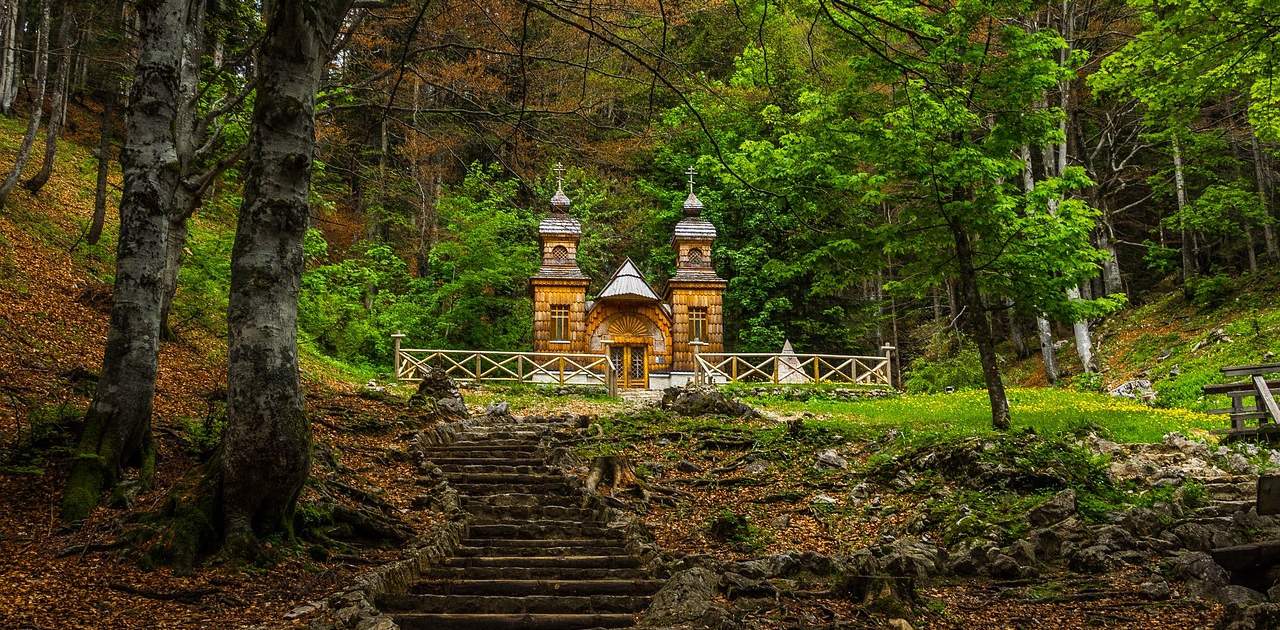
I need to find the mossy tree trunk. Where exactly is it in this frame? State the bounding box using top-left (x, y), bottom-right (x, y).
top-left (61, 0), bottom-right (203, 524)
top-left (216, 0), bottom-right (352, 548)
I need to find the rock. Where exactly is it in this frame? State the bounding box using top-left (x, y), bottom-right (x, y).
top-left (1092, 524), bottom-right (1137, 552)
top-left (1067, 544), bottom-right (1111, 574)
top-left (1026, 527), bottom-right (1064, 561)
top-left (407, 367), bottom-right (467, 419)
top-left (987, 552), bottom-right (1032, 579)
top-left (1218, 585), bottom-right (1267, 614)
top-left (1163, 551), bottom-right (1230, 597)
top-left (1111, 379), bottom-right (1155, 402)
top-left (877, 537), bottom-right (942, 581)
top-left (285, 602), bottom-right (321, 620)
top-left (1172, 522), bottom-right (1234, 552)
top-left (770, 514), bottom-right (791, 530)
top-left (813, 494), bottom-right (839, 508)
top-left (1223, 604), bottom-right (1280, 630)
top-left (887, 620), bottom-right (914, 630)
top-left (720, 572), bottom-right (776, 598)
top-left (1028, 489), bottom-right (1076, 526)
top-left (946, 538), bottom-right (995, 575)
top-left (1268, 581), bottom-right (1280, 602)
top-left (675, 459), bottom-right (702, 473)
top-left (816, 449), bottom-right (849, 470)
top-left (1005, 539), bottom-right (1037, 567)
top-left (637, 567), bottom-right (733, 629)
top-left (836, 550), bottom-right (916, 615)
top-left (483, 401), bottom-right (512, 420)
top-left (437, 397), bottom-right (468, 418)
top-left (1140, 579), bottom-right (1171, 600)
top-left (1225, 453), bottom-right (1256, 475)
top-left (1122, 506), bottom-right (1169, 537)
top-left (660, 385), bottom-right (760, 418)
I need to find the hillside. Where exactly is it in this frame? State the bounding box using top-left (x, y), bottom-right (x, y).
top-left (0, 108), bottom-right (436, 629)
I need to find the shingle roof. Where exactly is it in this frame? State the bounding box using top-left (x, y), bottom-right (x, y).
top-left (673, 216), bottom-right (717, 240)
top-left (532, 267), bottom-right (590, 281)
top-left (539, 213), bottom-right (581, 236)
top-left (669, 269), bottom-right (725, 284)
top-left (597, 258), bottom-right (662, 301)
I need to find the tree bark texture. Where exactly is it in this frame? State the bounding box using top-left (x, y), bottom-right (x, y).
top-left (1022, 144), bottom-right (1059, 382)
top-left (87, 94), bottom-right (114, 245)
top-left (0, 0), bottom-right (49, 208)
top-left (219, 0), bottom-right (352, 544)
top-left (61, 0), bottom-right (197, 523)
top-left (23, 3), bottom-right (72, 194)
top-left (1171, 135), bottom-right (1195, 293)
top-left (951, 221), bottom-right (1011, 430)
top-left (0, 0), bottom-right (19, 113)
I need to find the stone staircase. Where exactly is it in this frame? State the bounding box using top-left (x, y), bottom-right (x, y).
top-left (378, 418), bottom-right (662, 629)
top-left (619, 389), bottom-right (663, 406)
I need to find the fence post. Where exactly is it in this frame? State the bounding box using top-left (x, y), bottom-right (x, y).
top-left (559, 356), bottom-right (566, 385)
top-left (813, 356), bottom-right (821, 383)
top-left (881, 345), bottom-right (896, 388)
top-left (607, 360), bottom-right (617, 396)
top-left (475, 354), bottom-right (482, 384)
top-left (391, 333), bottom-right (406, 381)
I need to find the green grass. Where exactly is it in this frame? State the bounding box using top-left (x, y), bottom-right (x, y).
top-left (746, 387), bottom-right (1220, 444)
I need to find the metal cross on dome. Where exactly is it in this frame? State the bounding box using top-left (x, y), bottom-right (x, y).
top-left (685, 165), bottom-right (697, 193)
top-left (553, 162), bottom-right (566, 192)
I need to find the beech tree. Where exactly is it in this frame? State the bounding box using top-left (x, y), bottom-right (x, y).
top-left (62, 0), bottom-right (206, 523)
top-left (23, 2), bottom-right (74, 195)
top-left (0, 0), bottom-right (49, 209)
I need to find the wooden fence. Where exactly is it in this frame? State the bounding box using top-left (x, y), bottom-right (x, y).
top-left (694, 346), bottom-right (895, 387)
top-left (392, 335), bottom-right (616, 394)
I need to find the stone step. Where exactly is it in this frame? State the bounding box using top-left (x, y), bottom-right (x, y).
top-left (442, 555), bottom-right (642, 569)
top-left (454, 483), bottom-right (576, 496)
top-left (461, 493), bottom-right (580, 507)
top-left (456, 545), bottom-right (624, 558)
top-left (467, 522), bottom-right (617, 539)
top-left (391, 612), bottom-right (637, 630)
top-left (465, 538), bottom-right (621, 548)
top-left (378, 593), bottom-right (650, 614)
top-left (1195, 500), bottom-right (1256, 517)
top-left (448, 439), bottom-right (544, 448)
top-left (467, 505), bottom-right (600, 520)
top-left (427, 457), bottom-right (546, 466)
top-left (442, 472), bottom-right (565, 484)
top-left (437, 464), bottom-right (554, 474)
top-left (422, 567), bottom-right (649, 581)
top-left (409, 579), bottom-right (664, 596)
top-left (418, 445), bottom-right (541, 455)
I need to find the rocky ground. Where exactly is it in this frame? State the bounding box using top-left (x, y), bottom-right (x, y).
top-left (550, 385), bottom-right (1280, 629)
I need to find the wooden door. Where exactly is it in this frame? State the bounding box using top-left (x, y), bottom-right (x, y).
top-left (610, 345), bottom-right (648, 389)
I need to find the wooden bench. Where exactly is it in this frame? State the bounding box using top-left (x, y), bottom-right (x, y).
top-left (1203, 364), bottom-right (1280, 438)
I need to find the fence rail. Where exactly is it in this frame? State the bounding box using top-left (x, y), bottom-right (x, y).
top-left (392, 336), bottom-right (616, 394)
top-left (694, 347), bottom-right (895, 387)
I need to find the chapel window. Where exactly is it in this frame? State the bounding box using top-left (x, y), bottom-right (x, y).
top-left (689, 306), bottom-right (708, 342)
top-left (551, 304), bottom-right (571, 341)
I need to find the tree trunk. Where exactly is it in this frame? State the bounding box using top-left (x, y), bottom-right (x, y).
top-left (0, 0), bottom-right (19, 114)
top-left (61, 0), bottom-right (195, 524)
top-left (23, 3), bottom-right (72, 194)
top-left (158, 210), bottom-right (188, 339)
top-left (218, 0), bottom-right (352, 548)
top-left (1172, 135), bottom-right (1194, 294)
top-left (1098, 217), bottom-right (1123, 296)
top-left (0, 0), bottom-right (49, 208)
top-left (1022, 143), bottom-right (1060, 381)
top-left (1250, 131), bottom-right (1277, 260)
top-left (951, 221), bottom-right (1010, 430)
top-left (1005, 298), bottom-right (1026, 358)
top-left (86, 94), bottom-right (113, 245)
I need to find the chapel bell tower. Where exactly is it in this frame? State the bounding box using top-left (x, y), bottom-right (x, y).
top-left (667, 166), bottom-right (726, 372)
top-left (531, 164), bottom-right (590, 352)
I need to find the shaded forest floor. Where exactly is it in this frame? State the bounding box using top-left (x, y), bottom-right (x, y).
top-left (0, 111), bottom-right (446, 629)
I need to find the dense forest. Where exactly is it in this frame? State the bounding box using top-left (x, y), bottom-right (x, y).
top-left (0, 0), bottom-right (1276, 567)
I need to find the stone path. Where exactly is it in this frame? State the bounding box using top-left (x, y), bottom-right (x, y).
top-left (378, 417), bottom-right (662, 629)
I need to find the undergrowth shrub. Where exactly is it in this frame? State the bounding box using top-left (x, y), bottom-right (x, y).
top-left (904, 326), bottom-right (985, 393)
